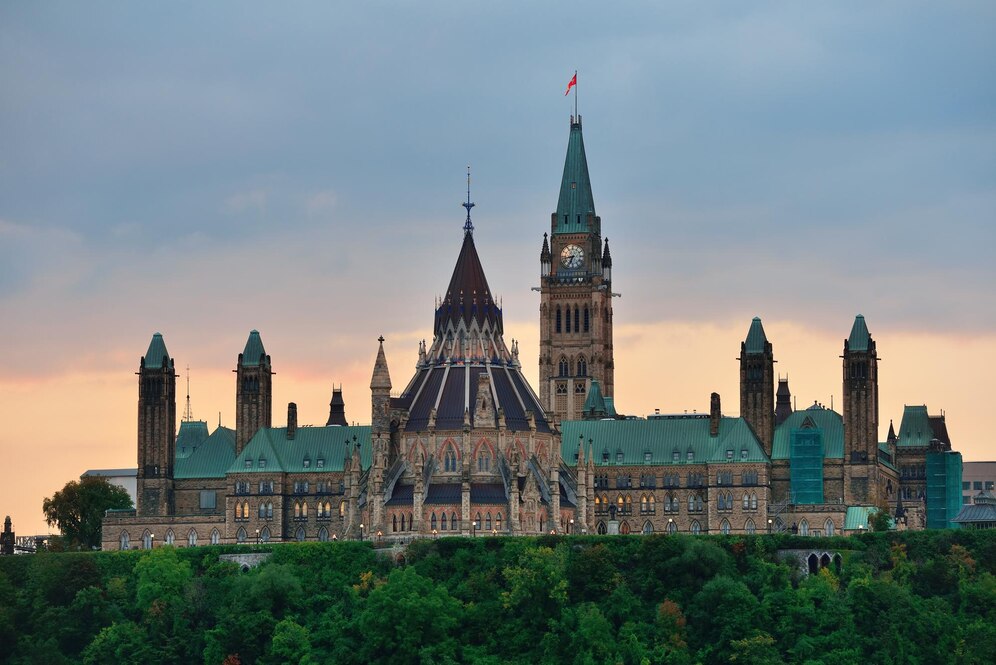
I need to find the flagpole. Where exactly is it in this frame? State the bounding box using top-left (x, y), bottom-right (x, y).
top-left (574, 70), bottom-right (578, 119)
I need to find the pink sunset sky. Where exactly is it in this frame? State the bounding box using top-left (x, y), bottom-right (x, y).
top-left (2, 3), bottom-right (994, 535)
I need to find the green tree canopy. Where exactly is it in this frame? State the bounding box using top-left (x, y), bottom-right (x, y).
top-left (42, 476), bottom-right (132, 550)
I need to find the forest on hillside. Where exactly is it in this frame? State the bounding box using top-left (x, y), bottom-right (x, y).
top-left (0, 531), bottom-right (994, 665)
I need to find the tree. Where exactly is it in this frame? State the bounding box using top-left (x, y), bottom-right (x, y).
top-left (42, 476), bottom-right (132, 550)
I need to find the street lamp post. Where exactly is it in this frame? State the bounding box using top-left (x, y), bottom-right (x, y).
top-left (668, 517), bottom-right (673, 534)
top-left (376, 530), bottom-right (383, 542)
top-left (473, 520), bottom-right (479, 537)
top-left (767, 518), bottom-right (773, 534)
top-left (150, 533), bottom-right (155, 549)
top-left (255, 528), bottom-right (260, 545)
top-left (359, 523), bottom-right (365, 541)
top-left (569, 518), bottom-right (574, 534)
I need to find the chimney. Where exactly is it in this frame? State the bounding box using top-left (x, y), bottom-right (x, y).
top-left (710, 392), bottom-right (721, 437)
top-left (287, 402), bottom-right (297, 439)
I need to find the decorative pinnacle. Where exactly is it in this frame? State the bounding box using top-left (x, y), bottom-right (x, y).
top-left (463, 165), bottom-right (475, 235)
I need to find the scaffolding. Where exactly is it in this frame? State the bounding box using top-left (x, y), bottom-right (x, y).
top-left (927, 449), bottom-right (963, 529)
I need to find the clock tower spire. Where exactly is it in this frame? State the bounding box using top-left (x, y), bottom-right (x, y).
top-left (538, 115), bottom-right (615, 422)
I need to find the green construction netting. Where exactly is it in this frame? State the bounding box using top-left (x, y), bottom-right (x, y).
top-left (927, 451), bottom-right (963, 529)
top-left (790, 428), bottom-right (824, 504)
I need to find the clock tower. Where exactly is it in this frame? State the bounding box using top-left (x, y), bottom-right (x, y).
top-left (539, 115), bottom-right (615, 422)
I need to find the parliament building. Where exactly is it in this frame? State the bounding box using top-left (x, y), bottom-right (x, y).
top-left (101, 116), bottom-right (963, 549)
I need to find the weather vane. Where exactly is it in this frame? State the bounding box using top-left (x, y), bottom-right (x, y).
top-left (463, 165), bottom-right (475, 234)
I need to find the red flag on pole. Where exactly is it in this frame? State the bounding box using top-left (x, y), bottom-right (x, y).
top-left (564, 72), bottom-right (577, 96)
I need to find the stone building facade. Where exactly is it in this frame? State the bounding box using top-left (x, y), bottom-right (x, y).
top-left (101, 113), bottom-right (961, 549)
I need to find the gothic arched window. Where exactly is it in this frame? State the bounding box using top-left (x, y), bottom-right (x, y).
top-left (720, 519), bottom-right (731, 535)
top-left (431, 513), bottom-right (437, 531)
top-left (393, 515), bottom-right (398, 532)
top-left (452, 512), bottom-right (459, 531)
top-left (119, 531), bottom-right (130, 550)
top-left (559, 356), bottom-right (569, 377)
top-left (745, 519), bottom-right (756, 535)
top-left (441, 513), bottom-right (448, 531)
top-left (188, 529), bottom-right (197, 547)
top-left (485, 513), bottom-right (492, 530)
top-left (577, 356), bottom-right (587, 377)
top-left (444, 447), bottom-right (457, 472)
top-left (211, 529), bottom-right (220, 545)
top-left (825, 519), bottom-right (835, 537)
top-left (799, 519), bottom-right (809, 536)
top-left (495, 513), bottom-right (502, 531)
top-left (690, 520), bottom-right (701, 534)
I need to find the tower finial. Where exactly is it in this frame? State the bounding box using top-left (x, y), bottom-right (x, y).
top-left (183, 364), bottom-right (193, 422)
top-left (462, 165), bottom-right (475, 235)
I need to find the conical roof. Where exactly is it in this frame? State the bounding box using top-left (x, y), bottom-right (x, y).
top-left (554, 118), bottom-right (595, 234)
top-left (848, 315), bottom-right (871, 351)
top-left (743, 317), bottom-right (769, 354)
top-left (370, 337), bottom-right (392, 390)
top-left (144, 332), bottom-right (170, 368)
top-left (582, 379), bottom-right (607, 417)
top-left (240, 330), bottom-right (267, 367)
top-left (434, 231), bottom-right (502, 335)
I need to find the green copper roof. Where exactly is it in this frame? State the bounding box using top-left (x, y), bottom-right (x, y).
top-left (554, 120), bottom-right (595, 234)
top-left (848, 315), bottom-right (871, 352)
top-left (744, 317), bottom-right (769, 354)
top-left (582, 379), bottom-right (607, 417)
top-left (231, 425), bottom-right (372, 474)
top-left (144, 332), bottom-right (170, 368)
top-left (604, 396), bottom-right (617, 418)
top-left (772, 406), bottom-right (844, 459)
top-left (175, 420), bottom-right (210, 459)
top-left (175, 426), bottom-right (236, 479)
top-left (896, 405), bottom-right (934, 447)
top-left (241, 330), bottom-right (267, 367)
top-left (561, 416), bottom-right (768, 466)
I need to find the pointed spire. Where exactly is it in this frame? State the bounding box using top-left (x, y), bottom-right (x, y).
top-left (743, 317), bottom-right (769, 354)
top-left (847, 314), bottom-right (871, 352)
top-left (555, 117), bottom-right (596, 234)
top-left (601, 237), bottom-right (612, 267)
top-left (144, 332), bottom-right (170, 368)
top-left (370, 336), bottom-right (392, 391)
top-left (435, 224), bottom-right (502, 335)
top-left (462, 165), bottom-right (475, 235)
top-left (240, 329), bottom-right (267, 367)
top-left (887, 419), bottom-right (897, 444)
top-left (540, 232), bottom-right (551, 261)
top-left (582, 379), bottom-right (607, 418)
top-left (775, 377), bottom-right (793, 426)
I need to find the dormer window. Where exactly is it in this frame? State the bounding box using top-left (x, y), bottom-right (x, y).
top-left (602, 449), bottom-right (609, 463)
top-left (258, 458), bottom-right (266, 469)
top-left (244, 459), bottom-right (252, 469)
top-left (687, 449), bottom-right (694, 461)
top-left (317, 458), bottom-right (325, 468)
top-left (616, 450), bottom-right (624, 463)
top-left (726, 449), bottom-right (734, 460)
top-left (644, 450), bottom-right (652, 462)
top-left (672, 450), bottom-right (680, 462)
top-left (303, 458), bottom-right (311, 469)
top-left (741, 449), bottom-right (748, 460)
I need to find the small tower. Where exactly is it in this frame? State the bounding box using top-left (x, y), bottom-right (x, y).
top-left (327, 386), bottom-right (348, 426)
top-left (137, 332), bottom-right (177, 517)
top-left (739, 317), bottom-right (775, 457)
top-left (370, 336), bottom-right (392, 434)
top-left (775, 377), bottom-right (793, 426)
top-left (235, 330), bottom-right (272, 453)
top-left (843, 314), bottom-right (880, 503)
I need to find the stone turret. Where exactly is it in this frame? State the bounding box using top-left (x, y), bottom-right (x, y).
top-left (370, 336), bottom-right (392, 433)
top-left (739, 317), bottom-right (774, 457)
top-left (235, 330), bottom-right (272, 453)
top-left (137, 332), bottom-right (176, 517)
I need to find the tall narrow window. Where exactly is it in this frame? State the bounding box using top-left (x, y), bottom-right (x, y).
top-left (566, 306), bottom-right (572, 333)
top-left (577, 356), bottom-right (587, 377)
top-left (496, 513), bottom-right (502, 531)
top-left (559, 357), bottom-right (569, 377)
top-left (556, 307), bottom-right (562, 333)
top-left (584, 307), bottom-right (590, 332)
top-left (431, 513), bottom-right (437, 530)
top-left (574, 307), bottom-right (580, 332)
top-left (441, 513), bottom-right (448, 531)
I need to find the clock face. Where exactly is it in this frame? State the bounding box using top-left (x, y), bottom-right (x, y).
top-left (561, 244), bottom-right (584, 269)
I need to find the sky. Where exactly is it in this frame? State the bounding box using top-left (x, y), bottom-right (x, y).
top-left (1, 2), bottom-right (994, 535)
